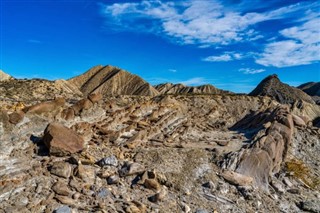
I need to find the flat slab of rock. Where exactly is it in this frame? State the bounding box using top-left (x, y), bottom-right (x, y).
top-left (221, 170), bottom-right (253, 186)
top-left (43, 122), bottom-right (85, 156)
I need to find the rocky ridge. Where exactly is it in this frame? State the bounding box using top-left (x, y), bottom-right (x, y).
top-left (0, 70), bottom-right (13, 81)
top-left (250, 74), bottom-right (315, 105)
top-left (68, 65), bottom-right (159, 97)
top-left (0, 68), bottom-right (320, 213)
top-left (0, 91), bottom-right (319, 212)
top-left (155, 83), bottom-right (229, 95)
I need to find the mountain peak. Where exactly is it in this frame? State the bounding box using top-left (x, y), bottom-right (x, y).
top-left (250, 74), bottom-right (314, 104)
top-left (68, 65), bottom-right (159, 96)
top-left (0, 70), bottom-right (13, 81)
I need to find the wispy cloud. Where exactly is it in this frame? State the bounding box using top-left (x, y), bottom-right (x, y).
top-left (101, 0), bottom-right (320, 68)
top-left (203, 52), bottom-right (243, 62)
top-left (100, 0), bottom-right (317, 47)
top-left (256, 18), bottom-right (320, 67)
top-left (179, 77), bottom-right (208, 85)
top-left (239, 68), bottom-right (265, 74)
top-left (168, 69), bottom-right (177, 72)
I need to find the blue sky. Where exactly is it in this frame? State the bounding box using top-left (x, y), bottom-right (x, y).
top-left (1, 0), bottom-right (319, 93)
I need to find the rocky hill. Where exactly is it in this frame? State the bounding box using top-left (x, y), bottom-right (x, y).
top-left (68, 65), bottom-right (159, 97)
top-left (250, 74), bottom-right (315, 104)
top-left (298, 82), bottom-right (320, 96)
top-left (155, 83), bottom-right (229, 95)
top-left (0, 78), bottom-right (82, 103)
top-left (0, 70), bottom-right (13, 81)
top-left (0, 69), bottom-right (320, 213)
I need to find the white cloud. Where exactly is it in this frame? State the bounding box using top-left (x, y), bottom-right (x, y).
top-left (203, 51), bottom-right (248, 62)
top-left (256, 18), bottom-right (320, 67)
top-left (239, 68), bottom-right (265, 74)
top-left (168, 69), bottom-right (177, 72)
top-left (101, 0), bottom-right (316, 47)
top-left (203, 54), bottom-right (232, 62)
top-left (179, 77), bottom-right (208, 85)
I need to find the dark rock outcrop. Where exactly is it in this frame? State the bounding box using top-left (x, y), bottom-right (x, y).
top-left (43, 122), bottom-right (85, 156)
top-left (250, 74), bottom-right (314, 104)
top-left (298, 82), bottom-right (320, 96)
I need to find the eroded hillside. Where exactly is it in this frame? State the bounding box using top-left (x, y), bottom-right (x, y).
top-left (1, 93), bottom-right (320, 213)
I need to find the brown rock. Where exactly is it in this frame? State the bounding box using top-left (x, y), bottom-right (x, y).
top-left (25, 97), bottom-right (65, 114)
top-left (8, 110), bottom-right (25, 125)
top-left (144, 179), bottom-right (161, 192)
top-left (52, 181), bottom-right (71, 196)
top-left (221, 170), bottom-right (253, 186)
top-left (88, 93), bottom-right (103, 103)
top-left (55, 195), bottom-right (75, 206)
top-left (292, 114), bottom-right (306, 127)
top-left (76, 164), bottom-right (96, 184)
top-left (119, 162), bottom-right (145, 177)
top-left (43, 122), bottom-right (85, 156)
top-left (61, 108), bottom-right (75, 121)
top-left (50, 161), bottom-right (72, 179)
top-left (72, 98), bottom-right (93, 115)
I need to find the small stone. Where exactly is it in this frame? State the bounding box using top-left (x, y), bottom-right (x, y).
top-left (76, 164), bottom-right (96, 184)
top-left (119, 162), bottom-right (145, 177)
top-left (55, 195), bottom-right (75, 206)
top-left (196, 209), bottom-right (209, 213)
top-left (107, 175), bottom-right (120, 185)
top-left (144, 179), bottom-right (161, 192)
top-left (16, 197), bottom-right (29, 207)
top-left (54, 205), bottom-right (72, 213)
top-left (271, 179), bottom-right (285, 193)
top-left (52, 181), bottom-right (71, 196)
top-left (149, 186), bottom-right (167, 202)
top-left (72, 192), bottom-right (81, 200)
top-left (202, 181), bottom-right (215, 189)
top-left (50, 161), bottom-right (72, 179)
top-left (181, 202), bottom-right (191, 213)
top-left (287, 188), bottom-right (300, 194)
top-left (283, 177), bottom-right (293, 187)
top-left (8, 110), bottom-right (25, 125)
top-left (221, 170), bottom-right (253, 186)
top-left (97, 188), bottom-right (110, 199)
top-left (126, 205), bottom-right (140, 213)
top-left (97, 155), bottom-right (118, 167)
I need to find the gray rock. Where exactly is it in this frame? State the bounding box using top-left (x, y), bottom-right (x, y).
top-left (54, 205), bottom-right (72, 213)
top-left (119, 162), bottom-right (145, 177)
top-left (107, 175), bottom-right (120, 185)
top-left (202, 181), bottom-right (215, 189)
top-left (300, 200), bottom-right (320, 213)
top-left (196, 210), bottom-right (209, 213)
top-left (51, 161), bottom-right (72, 179)
top-left (97, 155), bottom-right (118, 167)
top-left (97, 188), bottom-right (111, 199)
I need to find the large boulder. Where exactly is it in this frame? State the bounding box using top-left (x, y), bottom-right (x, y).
top-left (43, 122), bottom-right (84, 156)
top-left (24, 97), bottom-right (65, 114)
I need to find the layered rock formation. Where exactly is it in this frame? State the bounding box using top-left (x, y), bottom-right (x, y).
top-left (155, 83), bottom-right (228, 95)
top-left (68, 65), bottom-right (159, 96)
top-left (250, 74), bottom-right (314, 104)
top-left (0, 68), bottom-right (319, 213)
top-left (0, 70), bottom-right (13, 81)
